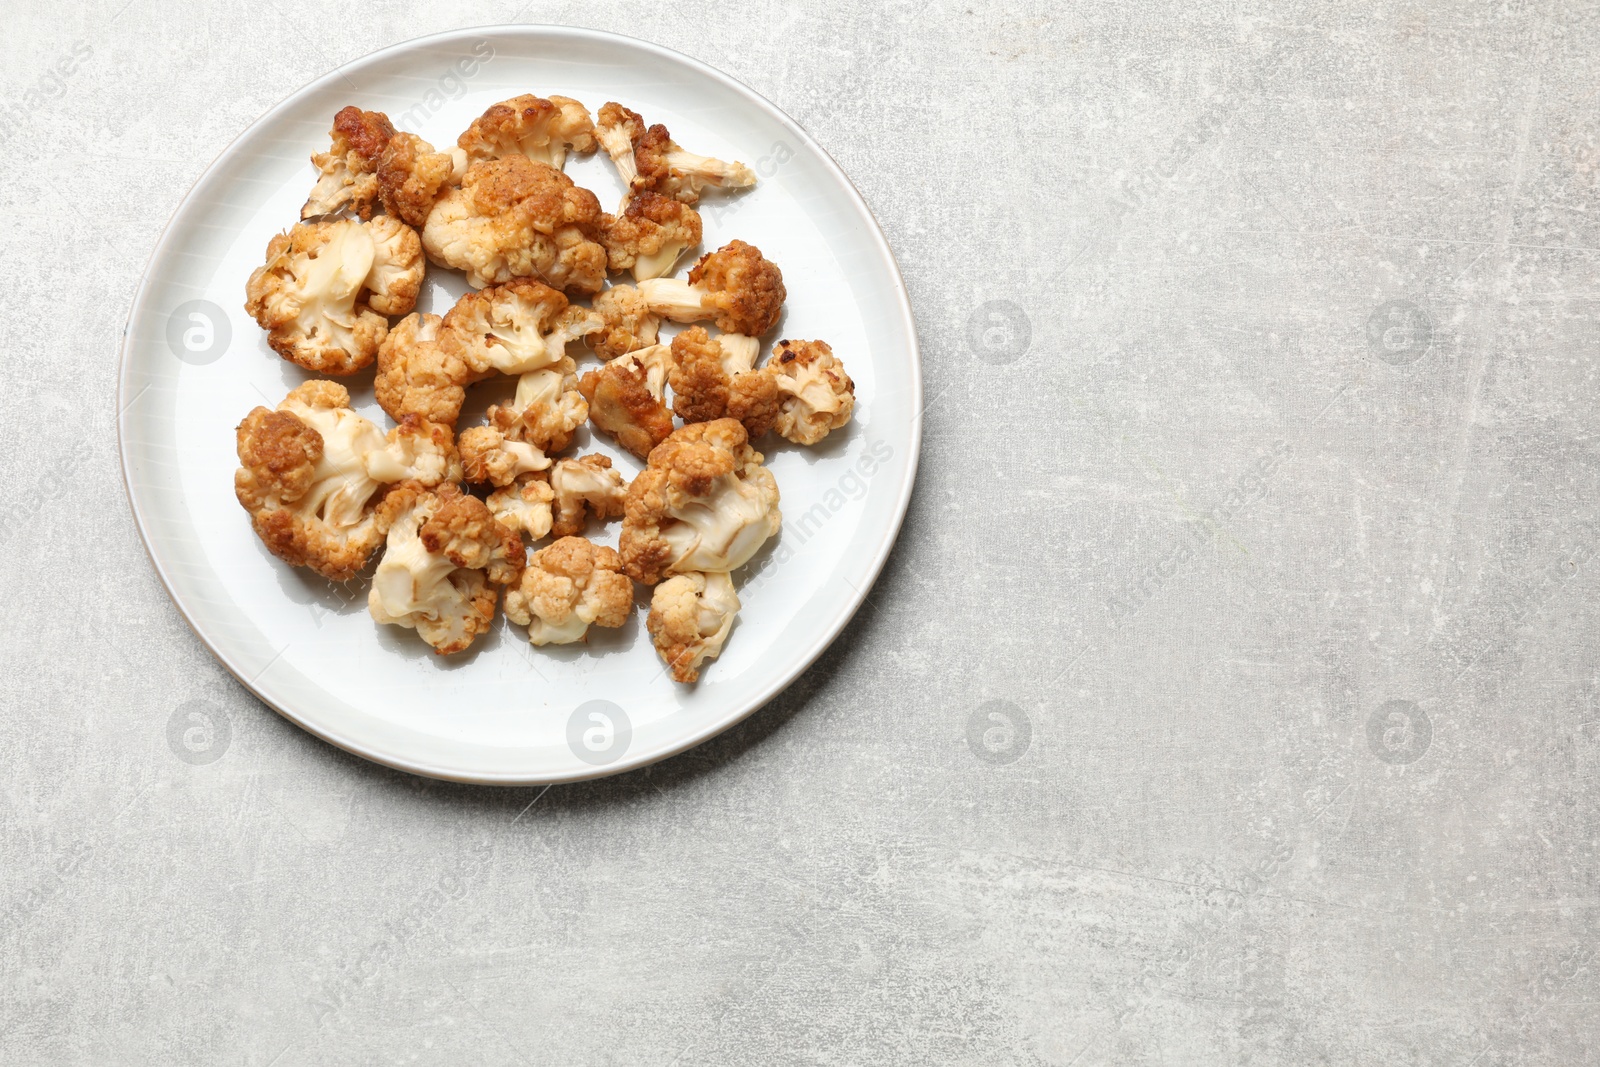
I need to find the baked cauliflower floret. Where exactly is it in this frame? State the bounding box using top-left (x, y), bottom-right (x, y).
top-left (303, 106), bottom-right (395, 219)
top-left (503, 536), bottom-right (633, 645)
top-left (587, 283), bottom-right (660, 361)
top-left (596, 102), bottom-right (756, 204)
top-left (421, 155), bottom-right (607, 293)
top-left (486, 472), bottom-right (554, 546)
top-left (368, 483), bottom-right (524, 655)
top-left (440, 279), bottom-right (602, 376)
top-left (234, 382), bottom-right (449, 581)
top-left (647, 571), bottom-right (739, 683)
top-left (768, 339), bottom-right (856, 445)
top-left (377, 131), bottom-right (469, 228)
top-left (578, 343), bottom-right (676, 460)
top-left (459, 94), bottom-right (596, 169)
top-left (599, 192), bottom-right (703, 280)
top-left (669, 326), bottom-right (779, 438)
top-left (635, 240), bottom-right (785, 337)
top-left (245, 217), bottom-right (423, 374)
top-left (458, 425), bottom-right (551, 487)
top-left (550, 454), bottom-right (627, 537)
top-left (619, 419), bottom-right (781, 585)
top-left (485, 355), bottom-right (588, 454)
top-left (376, 313), bottom-right (475, 429)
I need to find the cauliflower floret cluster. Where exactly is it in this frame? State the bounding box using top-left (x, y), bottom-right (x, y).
top-left (234, 381), bottom-right (456, 581)
top-left (619, 419), bottom-right (781, 586)
top-left (368, 482), bottom-right (524, 654)
top-left (599, 192), bottom-right (703, 281)
top-left (376, 131), bottom-right (468, 228)
top-left (769, 339), bottom-right (856, 445)
top-left (375, 312), bottom-right (475, 428)
top-left (647, 571), bottom-right (740, 683)
top-left (597, 102), bottom-right (757, 204)
top-left (421, 154), bottom-right (607, 293)
top-left (636, 240), bottom-right (785, 337)
top-left (550, 454), bottom-right (627, 536)
top-left (303, 107), bottom-right (396, 219)
top-left (459, 94), bottom-right (596, 169)
top-left (578, 343), bottom-right (676, 460)
top-left (245, 216), bottom-right (424, 374)
top-left (587, 283), bottom-right (661, 360)
top-left (669, 326), bottom-right (778, 438)
top-left (441, 278), bottom-right (602, 376)
top-left (503, 536), bottom-right (633, 645)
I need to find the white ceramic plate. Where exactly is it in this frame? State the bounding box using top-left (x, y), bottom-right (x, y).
top-left (117, 25), bottom-right (921, 784)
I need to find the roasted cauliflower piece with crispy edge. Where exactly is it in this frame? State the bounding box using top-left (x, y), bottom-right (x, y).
top-left (577, 343), bottom-right (676, 461)
top-left (376, 313), bottom-right (474, 429)
top-left (619, 418), bottom-right (782, 585)
top-left (647, 570), bottom-right (739, 683)
top-left (303, 106), bottom-right (395, 219)
top-left (486, 355), bottom-right (589, 455)
top-left (458, 424), bottom-right (552, 487)
top-left (368, 482), bottom-right (524, 655)
top-left (669, 326), bottom-right (779, 438)
top-left (234, 381), bottom-right (452, 581)
top-left (635, 240), bottom-right (785, 337)
top-left (377, 131), bottom-right (468, 228)
top-left (599, 192), bottom-right (703, 281)
top-left (440, 278), bottom-right (602, 376)
top-left (769, 339), bottom-right (856, 446)
top-left (459, 94), bottom-right (596, 169)
top-left (244, 217), bottom-right (424, 374)
top-left (587, 283), bottom-right (661, 361)
top-left (596, 102), bottom-right (756, 205)
top-left (486, 472), bottom-right (554, 546)
top-left (420, 155), bottom-right (606, 293)
top-left (503, 536), bottom-right (633, 645)
top-left (550, 453), bottom-right (627, 537)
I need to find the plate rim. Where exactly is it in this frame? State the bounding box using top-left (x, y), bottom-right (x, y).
top-left (116, 23), bottom-right (923, 785)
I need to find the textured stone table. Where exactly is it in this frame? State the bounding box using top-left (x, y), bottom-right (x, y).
top-left (4, 1), bottom-right (1598, 1063)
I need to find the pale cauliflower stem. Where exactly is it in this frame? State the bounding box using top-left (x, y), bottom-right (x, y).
top-left (599, 192), bottom-right (702, 281)
top-left (596, 102), bottom-right (757, 205)
top-left (577, 343), bottom-right (676, 461)
top-left (441, 278), bottom-right (602, 376)
top-left (635, 240), bottom-right (785, 337)
top-left (459, 94), bottom-right (596, 169)
top-left (503, 537), bottom-right (633, 646)
top-left (369, 483), bottom-right (525, 655)
top-left (377, 131), bottom-right (468, 228)
top-left (421, 155), bottom-right (606, 293)
top-left (303, 106), bottom-right (395, 219)
top-left (550, 454), bottom-right (627, 537)
top-left (669, 326), bottom-right (779, 438)
top-left (647, 571), bottom-right (739, 683)
top-left (458, 425), bottom-right (551, 487)
top-left (619, 419), bottom-right (781, 586)
top-left (233, 381), bottom-right (456, 581)
top-left (486, 473), bottom-right (554, 545)
top-left (769, 339), bottom-right (856, 445)
top-left (485, 356), bottom-right (589, 455)
top-left (587, 283), bottom-right (660, 361)
top-left (376, 313), bottom-right (476, 428)
top-left (245, 216), bottom-right (424, 374)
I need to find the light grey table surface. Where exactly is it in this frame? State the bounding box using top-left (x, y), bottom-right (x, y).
top-left (4, 1), bottom-right (1598, 1063)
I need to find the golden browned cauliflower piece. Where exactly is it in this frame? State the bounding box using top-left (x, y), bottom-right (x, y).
top-left (647, 570), bottom-right (739, 683)
top-left (549, 454), bottom-right (627, 537)
top-left (596, 102), bottom-right (756, 205)
top-left (618, 419), bottom-right (781, 585)
top-left (420, 155), bottom-right (607, 293)
top-left (587, 283), bottom-right (661, 360)
top-left (484, 355), bottom-right (589, 455)
top-left (599, 191), bottom-right (703, 280)
top-left (459, 94), bottom-right (596, 169)
top-left (245, 217), bottom-right (424, 374)
top-left (440, 278), bottom-right (602, 376)
top-left (368, 483), bottom-right (524, 655)
top-left (458, 425), bottom-right (551, 487)
top-left (485, 472), bottom-right (554, 546)
top-left (376, 313), bottom-right (476, 429)
top-left (503, 536), bottom-right (633, 645)
top-left (635, 240), bottom-right (785, 337)
top-left (577, 343), bottom-right (676, 460)
top-left (768, 339), bottom-right (856, 445)
top-left (234, 382), bottom-right (456, 581)
top-left (303, 106), bottom-right (395, 219)
top-left (669, 326), bottom-right (780, 438)
top-left (376, 131), bottom-right (468, 228)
